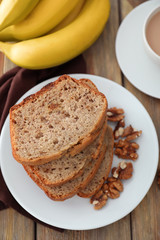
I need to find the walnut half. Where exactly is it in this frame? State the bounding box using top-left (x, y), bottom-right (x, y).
top-left (112, 161), bottom-right (133, 180)
top-left (114, 139), bottom-right (139, 161)
top-left (114, 119), bottom-right (125, 140)
top-left (106, 177), bottom-right (123, 199)
top-left (90, 189), bottom-right (108, 210)
top-left (90, 177), bottom-right (124, 210)
top-left (107, 107), bottom-right (125, 122)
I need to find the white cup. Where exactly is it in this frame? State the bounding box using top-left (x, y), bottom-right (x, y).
top-left (143, 5), bottom-right (160, 65)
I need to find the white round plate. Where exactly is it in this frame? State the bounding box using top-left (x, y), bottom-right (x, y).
top-left (116, 0), bottom-right (160, 99)
top-left (0, 74), bottom-right (159, 230)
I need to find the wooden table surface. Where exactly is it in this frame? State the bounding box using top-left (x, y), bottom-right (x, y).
top-left (0, 0), bottom-right (160, 239)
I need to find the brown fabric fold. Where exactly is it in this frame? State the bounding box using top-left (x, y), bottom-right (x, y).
top-left (0, 55), bottom-right (86, 231)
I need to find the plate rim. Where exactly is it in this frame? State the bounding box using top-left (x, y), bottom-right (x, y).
top-left (0, 73), bottom-right (159, 230)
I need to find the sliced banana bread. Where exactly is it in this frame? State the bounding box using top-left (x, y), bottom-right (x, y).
top-left (23, 141), bottom-right (107, 201)
top-left (10, 75), bottom-right (107, 165)
top-left (29, 122), bottom-right (107, 186)
top-left (79, 78), bottom-right (98, 91)
top-left (77, 126), bottom-right (114, 198)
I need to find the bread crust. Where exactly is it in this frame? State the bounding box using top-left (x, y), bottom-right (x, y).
top-left (30, 121), bottom-right (107, 187)
top-left (10, 75), bottom-right (107, 165)
top-left (79, 78), bottom-right (99, 91)
top-left (23, 143), bottom-right (107, 201)
top-left (42, 145), bottom-right (107, 201)
top-left (77, 126), bottom-right (114, 198)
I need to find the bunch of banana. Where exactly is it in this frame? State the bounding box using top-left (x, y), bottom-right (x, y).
top-left (0, 0), bottom-right (39, 31)
top-left (50, 0), bottom-right (85, 33)
top-left (0, 0), bottom-right (80, 41)
top-left (0, 0), bottom-right (110, 69)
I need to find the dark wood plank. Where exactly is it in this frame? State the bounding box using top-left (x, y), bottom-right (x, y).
top-left (37, 215), bottom-right (131, 240)
top-left (84, 0), bottom-right (122, 84)
top-left (0, 208), bottom-right (35, 240)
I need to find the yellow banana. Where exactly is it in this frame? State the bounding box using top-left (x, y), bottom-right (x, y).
top-left (0, 0), bottom-right (39, 31)
top-left (0, 0), bottom-right (80, 41)
top-left (50, 0), bottom-right (85, 33)
top-left (0, 0), bottom-right (110, 69)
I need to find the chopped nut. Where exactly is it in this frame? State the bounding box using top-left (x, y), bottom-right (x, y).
top-left (107, 111), bottom-right (114, 117)
top-left (114, 139), bottom-right (128, 148)
top-left (119, 161), bottom-right (127, 169)
top-left (129, 152), bottom-right (138, 160)
top-left (102, 183), bottom-right (109, 192)
top-left (107, 107), bottom-right (124, 115)
top-left (101, 194), bottom-right (108, 200)
top-left (112, 162), bottom-right (133, 180)
top-left (114, 119), bottom-right (125, 140)
top-left (119, 124), bottom-right (142, 143)
top-left (112, 161), bottom-right (127, 178)
top-left (114, 147), bottom-right (138, 160)
top-left (110, 115), bottom-right (125, 122)
top-left (119, 162), bottom-right (133, 179)
top-left (115, 127), bottom-right (124, 138)
top-left (121, 124), bottom-right (142, 141)
top-left (114, 139), bottom-right (139, 161)
top-left (130, 142), bottom-right (139, 149)
top-left (90, 188), bottom-right (108, 210)
top-left (107, 107), bottom-right (125, 122)
top-left (126, 130), bottom-right (142, 141)
top-left (112, 168), bottom-right (119, 178)
top-left (107, 188), bottom-right (120, 199)
top-left (94, 199), bottom-right (107, 210)
top-left (90, 189), bottom-right (103, 204)
top-left (92, 200), bottom-right (99, 205)
top-left (107, 177), bottom-right (117, 182)
top-left (107, 178), bottom-right (123, 199)
top-left (122, 125), bottom-right (134, 137)
top-left (110, 180), bottom-right (123, 192)
top-left (89, 107), bottom-right (141, 210)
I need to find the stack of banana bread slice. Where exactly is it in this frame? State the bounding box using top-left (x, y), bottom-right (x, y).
top-left (10, 75), bottom-right (114, 201)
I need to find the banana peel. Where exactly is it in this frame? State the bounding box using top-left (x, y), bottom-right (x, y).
top-left (0, 0), bottom-right (39, 31)
top-left (0, 0), bottom-right (80, 41)
top-left (50, 0), bottom-right (85, 33)
top-left (0, 0), bottom-right (110, 69)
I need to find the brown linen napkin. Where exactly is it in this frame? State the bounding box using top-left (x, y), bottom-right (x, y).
top-left (0, 55), bottom-right (86, 231)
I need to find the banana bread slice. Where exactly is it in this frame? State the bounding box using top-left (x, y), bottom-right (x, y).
top-left (29, 121), bottom-right (107, 186)
top-left (10, 75), bottom-right (107, 165)
top-left (79, 78), bottom-right (98, 91)
top-left (23, 139), bottom-right (107, 201)
top-left (77, 126), bottom-right (114, 198)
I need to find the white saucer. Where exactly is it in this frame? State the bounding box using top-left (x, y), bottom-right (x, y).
top-left (116, 0), bottom-right (160, 99)
top-left (0, 74), bottom-right (159, 230)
